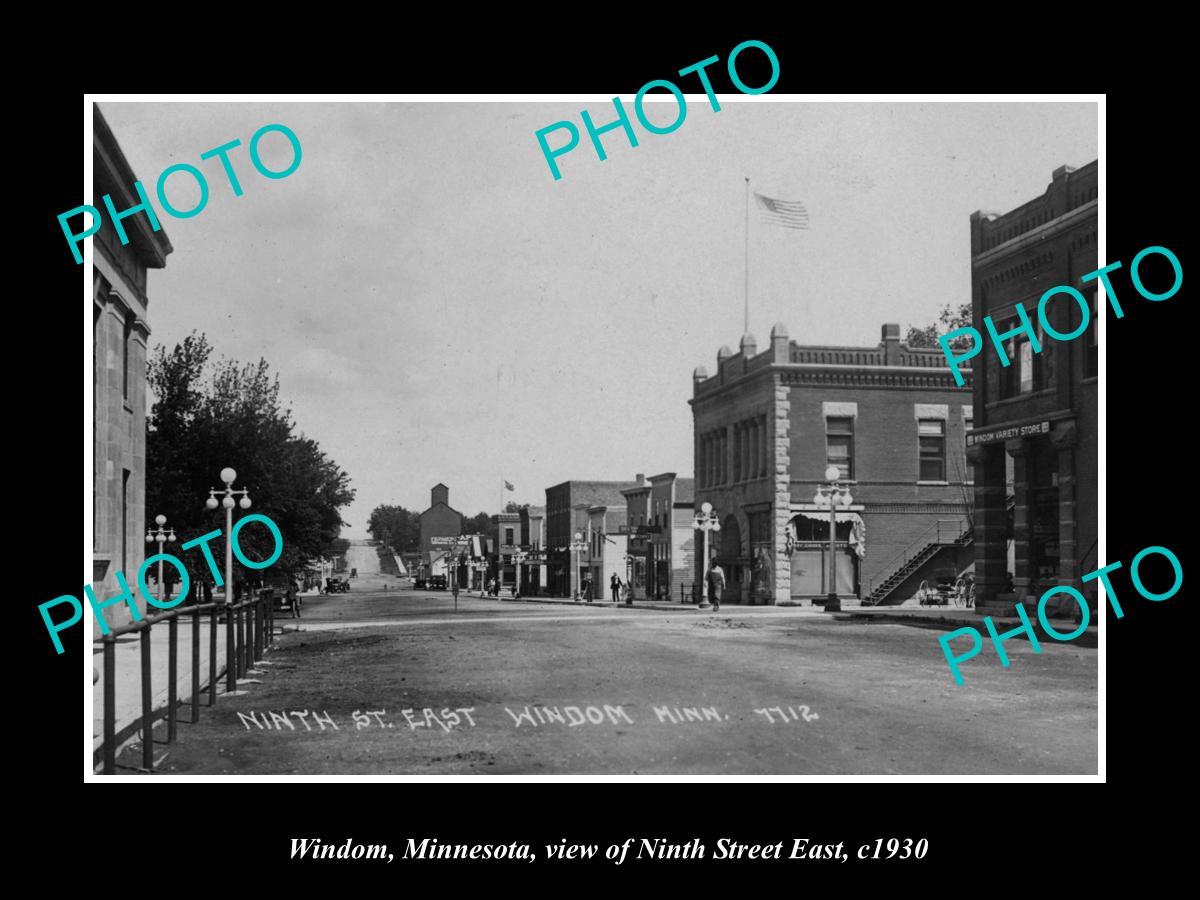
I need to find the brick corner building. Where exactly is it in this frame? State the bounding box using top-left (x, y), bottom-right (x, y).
top-left (691, 323), bottom-right (973, 606)
top-left (968, 161), bottom-right (1098, 616)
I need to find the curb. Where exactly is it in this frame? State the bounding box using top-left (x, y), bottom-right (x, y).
top-left (496, 597), bottom-right (698, 613)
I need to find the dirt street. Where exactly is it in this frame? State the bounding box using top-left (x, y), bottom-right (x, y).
top-left (118, 586), bottom-right (1097, 776)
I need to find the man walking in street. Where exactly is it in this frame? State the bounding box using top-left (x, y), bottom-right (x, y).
top-left (707, 562), bottom-right (726, 612)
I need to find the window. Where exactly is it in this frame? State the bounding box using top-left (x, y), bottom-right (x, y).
top-left (1086, 289), bottom-right (1098, 378)
top-left (122, 468), bottom-right (131, 569)
top-left (918, 420), bottom-right (946, 481)
top-left (504, 527), bottom-right (514, 546)
top-left (998, 316), bottom-right (1048, 398)
top-left (122, 312), bottom-right (134, 401)
top-left (1019, 339), bottom-right (1034, 393)
top-left (826, 417), bottom-right (854, 480)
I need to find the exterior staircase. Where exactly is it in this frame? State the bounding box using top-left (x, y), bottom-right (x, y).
top-left (863, 519), bottom-right (973, 606)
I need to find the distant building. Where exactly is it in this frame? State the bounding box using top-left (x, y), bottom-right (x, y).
top-left (968, 162), bottom-right (1098, 615)
top-left (620, 475), bottom-right (652, 600)
top-left (545, 480), bottom-right (639, 597)
top-left (691, 323), bottom-right (973, 606)
top-left (518, 505), bottom-right (548, 595)
top-left (586, 504), bottom-right (627, 601)
top-left (418, 483), bottom-right (463, 583)
top-left (93, 105), bottom-right (173, 633)
top-left (646, 474), bottom-right (695, 602)
top-left (490, 512), bottom-right (522, 592)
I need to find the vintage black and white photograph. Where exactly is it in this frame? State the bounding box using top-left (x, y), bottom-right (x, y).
top-left (84, 96), bottom-right (1100, 776)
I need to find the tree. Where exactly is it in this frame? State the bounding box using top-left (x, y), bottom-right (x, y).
top-left (461, 512), bottom-right (491, 535)
top-left (503, 501), bottom-right (529, 513)
top-left (146, 333), bottom-right (355, 588)
top-left (367, 505), bottom-right (420, 552)
top-left (905, 301), bottom-right (974, 351)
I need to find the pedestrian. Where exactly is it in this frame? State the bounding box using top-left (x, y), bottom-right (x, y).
top-left (706, 563), bottom-right (726, 612)
top-left (451, 576), bottom-right (459, 603)
top-left (610, 572), bottom-right (622, 604)
top-left (583, 574), bottom-right (593, 602)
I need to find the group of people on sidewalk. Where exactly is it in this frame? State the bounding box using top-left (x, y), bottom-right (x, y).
top-left (578, 564), bottom-right (725, 609)
top-left (448, 562), bottom-right (729, 609)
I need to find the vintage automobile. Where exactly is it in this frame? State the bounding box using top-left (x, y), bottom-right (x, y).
top-left (325, 577), bottom-right (351, 594)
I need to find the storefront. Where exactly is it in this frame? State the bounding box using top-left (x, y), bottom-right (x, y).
top-left (786, 511), bottom-right (865, 603)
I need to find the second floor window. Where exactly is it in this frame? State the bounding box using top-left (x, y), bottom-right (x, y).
top-left (918, 419), bottom-right (946, 481)
top-left (826, 417), bottom-right (854, 480)
top-left (504, 527), bottom-right (514, 546)
top-left (1086, 288), bottom-right (1099, 378)
top-left (999, 317), bottom-right (1052, 398)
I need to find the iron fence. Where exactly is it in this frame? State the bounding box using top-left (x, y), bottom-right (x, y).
top-left (94, 589), bottom-right (276, 774)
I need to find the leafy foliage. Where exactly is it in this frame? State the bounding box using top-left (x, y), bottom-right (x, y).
top-left (905, 302), bottom-right (974, 351)
top-left (461, 512), bottom-right (491, 535)
top-left (367, 505), bottom-right (420, 553)
top-left (146, 332), bottom-right (355, 586)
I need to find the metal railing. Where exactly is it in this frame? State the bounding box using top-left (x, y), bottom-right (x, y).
top-left (863, 518), bottom-right (970, 598)
top-left (94, 589), bottom-right (276, 775)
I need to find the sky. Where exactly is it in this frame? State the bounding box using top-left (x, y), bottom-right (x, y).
top-left (99, 99), bottom-right (1097, 538)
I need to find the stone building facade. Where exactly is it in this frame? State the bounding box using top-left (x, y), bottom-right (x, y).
top-left (691, 324), bottom-right (973, 605)
top-left (968, 162), bottom-right (1098, 615)
top-left (92, 106), bottom-right (173, 633)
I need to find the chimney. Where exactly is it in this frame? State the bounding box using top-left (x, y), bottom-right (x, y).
top-left (771, 322), bottom-right (789, 363)
top-left (636, 473), bottom-right (645, 486)
top-left (882, 323), bottom-right (901, 365)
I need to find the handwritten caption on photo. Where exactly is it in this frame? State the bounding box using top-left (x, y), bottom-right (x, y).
top-left (236, 702), bottom-right (819, 733)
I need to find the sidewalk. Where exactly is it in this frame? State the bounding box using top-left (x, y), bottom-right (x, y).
top-left (832, 605), bottom-right (1099, 643)
top-left (92, 615), bottom-right (234, 770)
top-left (493, 595), bottom-right (763, 613)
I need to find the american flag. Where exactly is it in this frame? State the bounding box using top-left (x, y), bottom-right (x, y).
top-left (754, 193), bottom-right (809, 230)
top-left (504, 480), bottom-right (514, 491)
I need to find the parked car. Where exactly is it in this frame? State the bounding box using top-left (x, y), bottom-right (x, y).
top-left (429, 575), bottom-right (447, 590)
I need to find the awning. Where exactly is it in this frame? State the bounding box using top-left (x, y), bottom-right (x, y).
top-left (793, 511), bottom-right (867, 559)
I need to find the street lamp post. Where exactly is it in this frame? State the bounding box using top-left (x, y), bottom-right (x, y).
top-left (512, 550), bottom-right (526, 598)
top-left (569, 531), bottom-right (587, 601)
top-left (144, 514), bottom-right (177, 603)
top-left (206, 467), bottom-right (252, 693)
top-left (813, 464), bottom-right (854, 613)
top-left (693, 502), bottom-right (721, 608)
top-left (623, 552), bottom-right (634, 605)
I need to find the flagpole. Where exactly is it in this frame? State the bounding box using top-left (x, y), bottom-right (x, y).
top-left (744, 177), bottom-right (750, 335)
